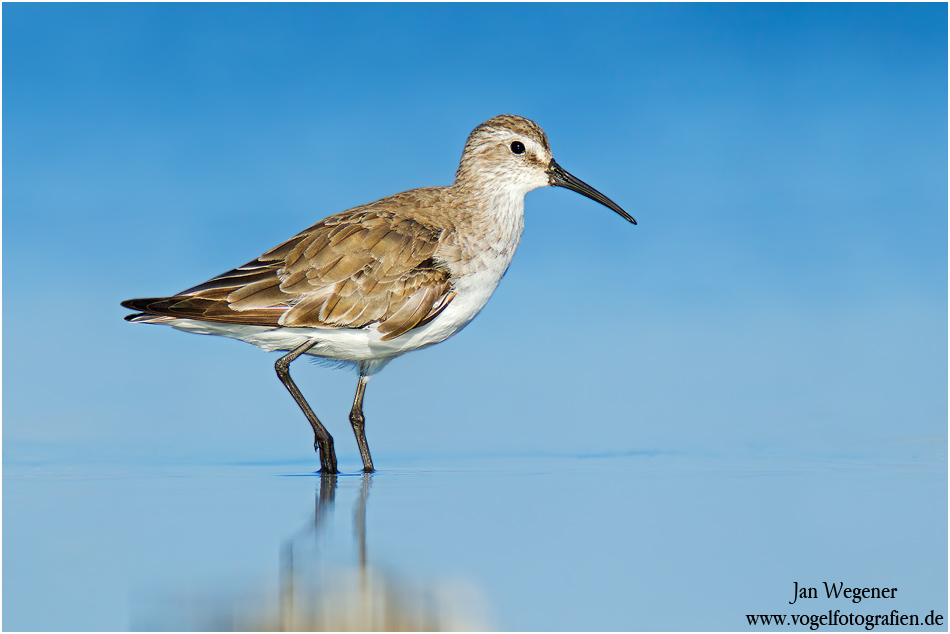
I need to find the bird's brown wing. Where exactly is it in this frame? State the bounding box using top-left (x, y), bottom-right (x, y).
top-left (122, 204), bottom-right (457, 341)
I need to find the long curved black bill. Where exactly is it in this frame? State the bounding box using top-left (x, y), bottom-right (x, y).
top-left (547, 158), bottom-right (636, 225)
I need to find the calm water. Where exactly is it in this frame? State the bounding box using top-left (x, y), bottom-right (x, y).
top-left (4, 442), bottom-right (946, 631)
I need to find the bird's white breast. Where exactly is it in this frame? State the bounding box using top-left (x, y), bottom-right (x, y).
top-left (370, 189), bottom-right (527, 353)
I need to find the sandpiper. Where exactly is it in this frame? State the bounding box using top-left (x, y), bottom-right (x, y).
top-left (122, 115), bottom-right (636, 473)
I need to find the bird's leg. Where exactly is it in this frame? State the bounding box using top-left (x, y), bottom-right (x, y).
top-left (349, 375), bottom-right (375, 473)
top-left (275, 340), bottom-right (338, 474)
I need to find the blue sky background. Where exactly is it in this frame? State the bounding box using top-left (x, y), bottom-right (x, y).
top-left (4, 3), bottom-right (946, 465)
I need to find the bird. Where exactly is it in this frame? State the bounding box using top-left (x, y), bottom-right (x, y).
top-left (121, 114), bottom-right (636, 474)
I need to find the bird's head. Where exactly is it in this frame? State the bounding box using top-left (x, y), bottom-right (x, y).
top-left (455, 114), bottom-right (636, 225)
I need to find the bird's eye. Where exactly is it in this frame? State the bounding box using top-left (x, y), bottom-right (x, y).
top-left (510, 141), bottom-right (525, 154)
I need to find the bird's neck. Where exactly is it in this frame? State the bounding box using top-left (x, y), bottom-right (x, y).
top-left (447, 181), bottom-right (525, 246)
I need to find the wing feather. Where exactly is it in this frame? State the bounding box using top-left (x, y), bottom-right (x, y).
top-left (122, 192), bottom-right (457, 339)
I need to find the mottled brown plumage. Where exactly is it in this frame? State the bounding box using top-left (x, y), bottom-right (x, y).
top-left (123, 195), bottom-right (460, 341)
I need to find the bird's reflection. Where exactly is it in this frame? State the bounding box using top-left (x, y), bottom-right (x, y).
top-left (276, 473), bottom-right (343, 630)
top-left (135, 473), bottom-right (491, 631)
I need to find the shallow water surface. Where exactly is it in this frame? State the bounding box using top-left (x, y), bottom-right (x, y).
top-left (4, 444), bottom-right (946, 631)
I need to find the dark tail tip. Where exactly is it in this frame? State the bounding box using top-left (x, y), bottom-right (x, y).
top-left (121, 298), bottom-right (163, 322)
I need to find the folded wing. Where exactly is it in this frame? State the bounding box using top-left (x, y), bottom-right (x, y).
top-left (122, 205), bottom-right (456, 341)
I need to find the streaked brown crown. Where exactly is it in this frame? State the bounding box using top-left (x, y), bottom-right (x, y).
top-left (471, 115), bottom-right (550, 151)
